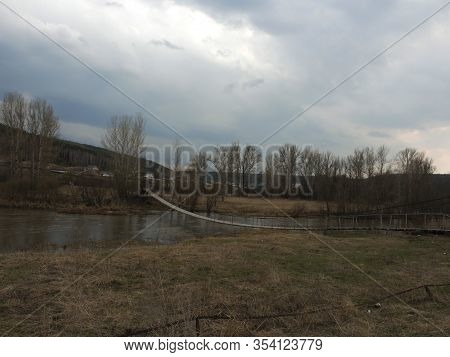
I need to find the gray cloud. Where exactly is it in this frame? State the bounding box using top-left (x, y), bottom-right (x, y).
top-left (216, 49), bottom-right (231, 58)
top-left (368, 131), bottom-right (392, 139)
top-left (149, 39), bottom-right (184, 50)
top-left (242, 78), bottom-right (264, 90)
top-left (223, 82), bottom-right (237, 94)
top-left (224, 78), bottom-right (264, 93)
top-left (1, 0), bottom-right (449, 171)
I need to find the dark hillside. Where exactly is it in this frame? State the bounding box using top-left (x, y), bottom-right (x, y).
top-left (0, 123), bottom-right (169, 175)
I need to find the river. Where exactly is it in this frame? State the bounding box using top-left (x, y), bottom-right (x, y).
top-left (0, 209), bottom-right (238, 252)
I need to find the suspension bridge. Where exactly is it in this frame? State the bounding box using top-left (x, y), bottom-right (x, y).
top-left (149, 193), bottom-right (450, 233)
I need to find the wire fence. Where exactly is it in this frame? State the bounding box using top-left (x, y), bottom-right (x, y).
top-left (120, 283), bottom-right (450, 336)
top-left (151, 193), bottom-right (450, 233)
top-left (203, 211), bottom-right (450, 232)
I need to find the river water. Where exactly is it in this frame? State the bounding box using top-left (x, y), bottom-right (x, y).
top-left (0, 209), bottom-right (238, 252)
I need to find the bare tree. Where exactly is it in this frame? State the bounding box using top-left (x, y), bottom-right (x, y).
top-left (299, 146), bottom-right (314, 179)
top-left (184, 151), bottom-right (209, 211)
top-left (348, 149), bottom-right (365, 180)
top-left (277, 144), bottom-right (301, 197)
top-left (319, 151), bottom-right (338, 213)
top-left (1, 92), bottom-right (27, 177)
top-left (375, 145), bottom-right (389, 176)
top-left (298, 146), bottom-right (315, 197)
top-left (171, 139), bottom-right (183, 201)
top-left (226, 142), bottom-right (241, 194)
top-left (264, 152), bottom-right (278, 194)
top-left (27, 98), bottom-right (60, 186)
top-left (212, 145), bottom-right (228, 200)
top-left (103, 114), bottom-right (145, 199)
top-left (205, 195), bottom-right (218, 216)
top-left (363, 147), bottom-right (376, 178)
top-left (395, 148), bottom-right (435, 204)
top-left (240, 145), bottom-right (261, 193)
top-left (342, 149), bottom-right (365, 210)
top-left (190, 151), bottom-right (208, 172)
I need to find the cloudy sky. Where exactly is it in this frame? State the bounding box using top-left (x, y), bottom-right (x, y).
top-left (0, 0), bottom-right (449, 171)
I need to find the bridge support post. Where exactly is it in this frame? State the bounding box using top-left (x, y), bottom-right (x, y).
top-left (195, 317), bottom-right (200, 336)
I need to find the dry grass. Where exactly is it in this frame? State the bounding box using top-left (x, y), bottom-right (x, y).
top-left (201, 196), bottom-right (330, 216)
top-left (0, 197), bottom-right (159, 216)
top-left (1, 187), bottom-right (330, 217)
top-left (0, 230), bottom-right (449, 336)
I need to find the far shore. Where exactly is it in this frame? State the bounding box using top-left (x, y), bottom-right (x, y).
top-left (0, 198), bottom-right (159, 216)
top-left (0, 195), bottom-right (332, 217)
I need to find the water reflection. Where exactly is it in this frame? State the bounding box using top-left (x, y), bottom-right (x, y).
top-left (0, 209), bottom-right (237, 252)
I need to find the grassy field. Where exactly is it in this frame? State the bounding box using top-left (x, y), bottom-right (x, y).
top-left (0, 230), bottom-right (449, 336)
top-left (200, 196), bottom-right (331, 216)
top-left (1, 186), bottom-right (330, 217)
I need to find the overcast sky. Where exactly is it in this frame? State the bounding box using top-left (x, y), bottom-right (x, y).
top-left (0, 0), bottom-right (449, 171)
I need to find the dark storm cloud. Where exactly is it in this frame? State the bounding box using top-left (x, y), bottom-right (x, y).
top-left (1, 0), bottom-right (449, 170)
top-left (175, 0), bottom-right (396, 35)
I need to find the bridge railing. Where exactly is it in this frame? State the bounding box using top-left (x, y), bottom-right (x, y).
top-left (206, 212), bottom-right (449, 231)
top-left (150, 193), bottom-right (449, 232)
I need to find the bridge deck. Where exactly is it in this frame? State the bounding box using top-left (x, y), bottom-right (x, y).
top-left (149, 193), bottom-right (450, 233)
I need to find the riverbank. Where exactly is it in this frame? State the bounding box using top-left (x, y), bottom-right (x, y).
top-left (0, 195), bottom-right (330, 217)
top-left (0, 198), bottom-right (162, 215)
top-left (1, 230), bottom-right (449, 336)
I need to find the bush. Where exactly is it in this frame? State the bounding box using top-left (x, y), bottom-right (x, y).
top-left (0, 178), bottom-right (33, 200)
top-left (80, 186), bottom-right (113, 207)
top-left (35, 176), bottom-right (61, 203)
top-left (0, 176), bottom-right (61, 203)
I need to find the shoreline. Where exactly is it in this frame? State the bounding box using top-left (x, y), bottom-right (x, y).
top-left (0, 198), bottom-right (162, 216)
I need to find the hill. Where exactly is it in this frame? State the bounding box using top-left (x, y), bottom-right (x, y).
top-left (0, 123), bottom-right (168, 174)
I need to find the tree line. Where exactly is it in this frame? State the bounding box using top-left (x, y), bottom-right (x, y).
top-left (0, 91), bottom-right (146, 202)
top-left (0, 92), bottom-right (60, 187)
top-left (0, 91), bottom-right (440, 212)
top-left (102, 114), bottom-right (145, 199)
top-left (187, 143), bottom-right (436, 213)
